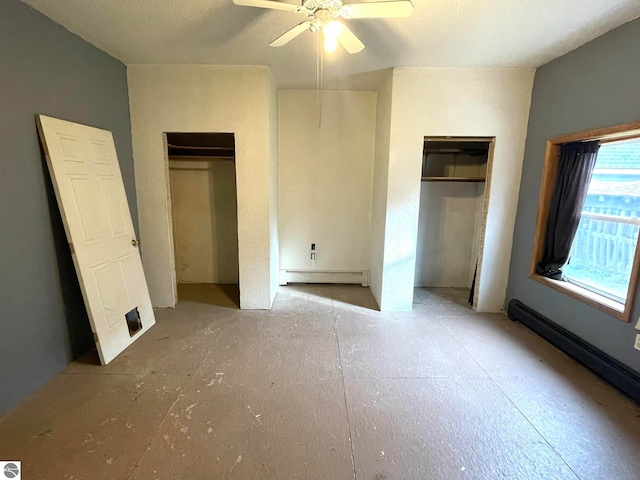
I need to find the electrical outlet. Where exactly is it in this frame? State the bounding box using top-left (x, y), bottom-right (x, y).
top-left (635, 334), bottom-right (640, 351)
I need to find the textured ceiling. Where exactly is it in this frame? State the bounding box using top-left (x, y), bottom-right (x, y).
top-left (20, 0), bottom-right (640, 89)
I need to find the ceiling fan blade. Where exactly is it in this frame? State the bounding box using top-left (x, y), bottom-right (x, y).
top-left (341, 1), bottom-right (414, 18)
top-left (270, 21), bottom-right (312, 47)
top-left (336, 24), bottom-right (364, 54)
top-left (233, 0), bottom-right (301, 13)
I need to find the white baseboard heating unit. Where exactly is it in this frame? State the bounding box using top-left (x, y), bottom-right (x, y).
top-left (280, 270), bottom-right (370, 287)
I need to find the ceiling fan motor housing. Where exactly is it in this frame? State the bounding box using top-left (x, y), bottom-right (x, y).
top-left (301, 0), bottom-right (344, 18)
top-left (307, 8), bottom-right (337, 32)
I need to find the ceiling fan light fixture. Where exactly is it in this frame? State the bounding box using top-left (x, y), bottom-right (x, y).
top-left (324, 37), bottom-right (339, 52)
top-left (323, 20), bottom-right (343, 40)
top-left (234, 0), bottom-right (414, 52)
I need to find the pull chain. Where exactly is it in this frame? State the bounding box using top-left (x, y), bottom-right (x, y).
top-left (316, 29), bottom-right (323, 128)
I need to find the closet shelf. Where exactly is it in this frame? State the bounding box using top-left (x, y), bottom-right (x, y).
top-left (421, 176), bottom-right (486, 182)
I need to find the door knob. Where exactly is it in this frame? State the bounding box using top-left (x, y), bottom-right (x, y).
top-left (132, 239), bottom-right (140, 247)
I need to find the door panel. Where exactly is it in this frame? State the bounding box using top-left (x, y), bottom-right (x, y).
top-left (37, 115), bottom-right (155, 364)
top-left (99, 176), bottom-right (127, 237)
top-left (69, 175), bottom-right (102, 243)
top-left (91, 262), bottom-right (121, 328)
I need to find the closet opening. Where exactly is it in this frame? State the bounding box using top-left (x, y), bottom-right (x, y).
top-left (166, 132), bottom-right (240, 308)
top-left (414, 137), bottom-right (494, 309)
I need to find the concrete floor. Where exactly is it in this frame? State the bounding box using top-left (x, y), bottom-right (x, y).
top-left (1, 285), bottom-right (639, 479)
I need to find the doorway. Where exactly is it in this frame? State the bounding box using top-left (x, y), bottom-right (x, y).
top-left (414, 137), bottom-right (494, 308)
top-left (167, 133), bottom-right (240, 308)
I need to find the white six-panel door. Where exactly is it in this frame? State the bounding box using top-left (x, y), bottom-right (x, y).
top-left (37, 115), bottom-right (155, 364)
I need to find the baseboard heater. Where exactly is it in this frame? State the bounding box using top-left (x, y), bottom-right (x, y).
top-left (280, 270), bottom-right (370, 287)
top-left (507, 299), bottom-right (640, 405)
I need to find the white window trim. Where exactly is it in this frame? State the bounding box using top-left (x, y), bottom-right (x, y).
top-left (564, 276), bottom-right (626, 305)
top-left (579, 211), bottom-right (640, 226)
top-left (564, 210), bottom-right (640, 304)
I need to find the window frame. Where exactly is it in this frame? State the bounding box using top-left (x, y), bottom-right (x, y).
top-left (530, 122), bottom-right (640, 322)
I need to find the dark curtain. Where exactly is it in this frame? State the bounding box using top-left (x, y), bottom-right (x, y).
top-left (536, 141), bottom-right (600, 280)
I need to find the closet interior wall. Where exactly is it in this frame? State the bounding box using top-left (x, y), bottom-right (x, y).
top-left (414, 139), bottom-right (489, 290)
top-left (168, 133), bottom-right (239, 287)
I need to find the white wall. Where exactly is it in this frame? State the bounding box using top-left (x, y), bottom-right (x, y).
top-left (376, 67), bottom-right (535, 311)
top-left (278, 90), bottom-right (377, 274)
top-left (370, 70), bottom-right (394, 306)
top-left (414, 182), bottom-right (484, 288)
top-left (127, 65), bottom-right (277, 309)
top-left (170, 159), bottom-right (239, 284)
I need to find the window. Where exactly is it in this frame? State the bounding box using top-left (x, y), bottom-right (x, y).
top-left (563, 139), bottom-right (640, 304)
top-left (531, 123), bottom-right (640, 322)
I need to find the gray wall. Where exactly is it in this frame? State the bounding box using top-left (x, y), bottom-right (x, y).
top-left (507, 17), bottom-right (640, 373)
top-left (0, 0), bottom-right (137, 413)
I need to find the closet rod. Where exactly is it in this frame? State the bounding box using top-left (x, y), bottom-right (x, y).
top-left (169, 156), bottom-right (235, 161)
top-left (167, 144), bottom-right (234, 151)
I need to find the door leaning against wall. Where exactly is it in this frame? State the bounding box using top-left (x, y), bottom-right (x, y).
top-left (37, 115), bottom-right (155, 364)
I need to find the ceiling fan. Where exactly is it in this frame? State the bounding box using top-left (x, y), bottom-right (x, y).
top-left (232, 0), bottom-right (414, 53)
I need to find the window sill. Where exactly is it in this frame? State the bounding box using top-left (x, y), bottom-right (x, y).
top-left (530, 274), bottom-right (630, 322)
